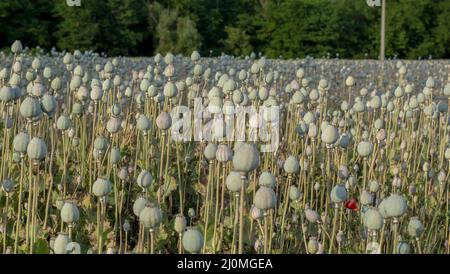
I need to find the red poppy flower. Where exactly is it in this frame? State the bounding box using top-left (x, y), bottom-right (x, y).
top-left (345, 198), bottom-right (359, 211)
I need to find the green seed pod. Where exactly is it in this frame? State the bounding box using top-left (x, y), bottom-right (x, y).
top-left (232, 143), bottom-right (260, 173)
top-left (289, 185), bottom-right (301, 201)
top-left (51, 77), bottom-right (62, 91)
top-left (360, 190), bottom-right (373, 205)
top-left (174, 214), bottom-right (187, 234)
top-left (226, 171), bottom-right (243, 192)
top-left (110, 147), bottom-right (121, 165)
top-left (426, 76), bottom-right (435, 88)
top-left (283, 156), bottom-right (300, 174)
top-left (397, 242), bottom-right (410, 254)
top-left (56, 115), bottom-right (71, 131)
top-left (357, 141), bottom-right (373, 157)
top-left (164, 53), bottom-right (174, 65)
top-left (345, 76), bottom-right (355, 87)
top-left (92, 178), bottom-right (112, 198)
top-left (307, 237), bottom-right (319, 254)
top-left (321, 125), bottom-right (339, 144)
top-left (93, 136), bottom-right (108, 151)
top-left (163, 82), bottom-right (178, 98)
top-left (13, 132), bottom-right (29, 153)
top-left (216, 144), bottom-right (233, 162)
top-left (369, 180), bottom-right (379, 192)
top-left (380, 194), bottom-right (407, 218)
top-left (182, 228), bottom-right (204, 253)
top-left (0, 86), bottom-right (15, 103)
top-left (353, 100), bottom-right (365, 112)
top-left (11, 40), bottom-right (22, 53)
top-left (258, 172), bottom-right (276, 189)
top-left (204, 143), bottom-right (218, 161)
top-left (106, 117), bottom-right (122, 134)
top-left (444, 84), bottom-right (450, 96)
top-left (61, 201), bottom-right (80, 224)
top-left (10, 148), bottom-right (19, 162)
top-left (330, 184), bottom-right (347, 204)
top-left (66, 242), bottom-right (81, 254)
top-left (407, 217), bottom-right (424, 237)
top-left (20, 96), bottom-right (42, 119)
top-left (54, 233), bottom-right (69, 254)
top-left (363, 208), bottom-right (384, 230)
top-left (90, 85), bottom-right (103, 101)
top-left (2, 179), bottom-right (14, 193)
top-left (139, 203), bottom-right (162, 229)
top-left (136, 114), bottom-right (152, 132)
top-left (133, 197), bottom-right (148, 217)
top-left (156, 111), bottom-right (172, 130)
top-left (254, 186), bottom-right (277, 210)
top-left (27, 137), bottom-right (47, 161)
top-left (137, 170), bottom-right (153, 189)
top-left (43, 67), bottom-right (52, 79)
top-left (258, 86), bottom-right (269, 100)
top-left (71, 137), bottom-right (80, 147)
top-left (41, 94), bottom-right (57, 115)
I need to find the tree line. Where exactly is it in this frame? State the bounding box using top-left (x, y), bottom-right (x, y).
top-left (0, 0), bottom-right (449, 59)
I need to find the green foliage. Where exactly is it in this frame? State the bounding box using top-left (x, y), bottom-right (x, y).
top-left (0, 0), bottom-right (449, 58)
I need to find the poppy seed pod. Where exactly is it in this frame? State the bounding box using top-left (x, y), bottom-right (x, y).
top-left (156, 111), bottom-right (172, 130)
top-left (307, 237), bottom-right (319, 254)
top-left (380, 193), bottom-right (407, 218)
top-left (20, 96), bottom-right (42, 120)
top-left (232, 143), bottom-right (260, 173)
top-left (204, 143), bottom-right (218, 161)
top-left (106, 117), bottom-right (122, 134)
top-left (0, 86), bottom-right (15, 103)
top-left (363, 208), bottom-right (384, 230)
top-left (345, 76), bottom-right (355, 87)
top-left (92, 178), bottom-right (112, 198)
top-left (163, 81), bottom-right (178, 98)
top-left (226, 171), bottom-right (244, 192)
top-left (289, 185), bottom-right (301, 201)
top-left (13, 132), bottom-right (29, 153)
top-left (216, 144), bottom-right (233, 162)
top-left (284, 156), bottom-right (300, 174)
top-left (93, 136), bottom-right (108, 152)
top-left (133, 197), bottom-right (148, 217)
top-left (54, 233), bottom-right (69, 254)
top-left (250, 205), bottom-right (262, 220)
top-left (136, 114), bottom-right (152, 132)
top-left (27, 137), bottom-right (48, 161)
top-left (139, 203), bottom-right (162, 229)
top-left (182, 228), bottom-right (204, 253)
top-left (110, 147), bottom-right (121, 165)
top-left (56, 115), bottom-right (71, 131)
top-left (2, 179), bottom-right (14, 193)
top-left (330, 184), bottom-right (347, 204)
top-left (254, 186), bottom-right (277, 210)
top-left (174, 214), bottom-right (187, 234)
top-left (369, 180), bottom-right (380, 193)
top-left (397, 242), bottom-right (410, 254)
top-left (258, 172), bottom-right (276, 189)
top-left (137, 170), bottom-right (153, 189)
top-left (357, 141), bottom-right (373, 157)
top-left (11, 40), bottom-right (23, 53)
top-left (360, 190), bottom-right (373, 205)
top-left (407, 217), bottom-right (424, 237)
top-left (41, 94), bottom-right (57, 115)
top-left (321, 125), bottom-right (339, 144)
top-left (60, 201), bottom-right (80, 224)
